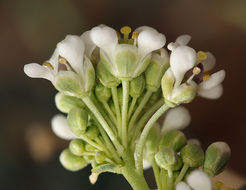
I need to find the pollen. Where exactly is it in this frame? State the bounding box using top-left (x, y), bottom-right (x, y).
top-left (192, 66), bottom-right (201, 75)
top-left (58, 57), bottom-right (68, 65)
top-left (203, 74), bottom-right (211, 81)
top-left (120, 26), bottom-right (132, 39)
top-left (132, 31), bottom-right (139, 39)
top-left (43, 62), bottom-right (54, 70)
top-left (197, 51), bottom-right (207, 61)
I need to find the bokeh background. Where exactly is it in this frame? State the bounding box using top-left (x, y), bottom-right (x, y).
top-left (1, 0), bottom-right (246, 189)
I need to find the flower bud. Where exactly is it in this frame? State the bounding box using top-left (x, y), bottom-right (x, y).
top-left (86, 125), bottom-right (100, 139)
top-left (95, 83), bottom-right (111, 102)
top-left (69, 139), bottom-right (86, 156)
top-left (96, 61), bottom-right (120, 88)
top-left (84, 155), bottom-right (95, 163)
top-left (55, 71), bottom-right (83, 97)
top-left (148, 89), bottom-right (162, 105)
top-left (95, 151), bottom-right (106, 164)
top-left (55, 92), bottom-right (85, 113)
top-left (180, 144), bottom-right (204, 168)
top-left (67, 107), bottom-right (88, 136)
top-left (159, 130), bottom-right (187, 152)
top-left (203, 142), bottom-right (231, 176)
top-left (129, 75), bottom-right (145, 98)
top-left (173, 156), bottom-right (183, 171)
top-left (161, 69), bottom-right (175, 102)
top-left (144, 123), bottom-right (160, 161)
top-left (145, 49), bottom-right (169, 92)
top-left (60, 149), bottom-right (88, 171)
top-left (155, 147), bottom-right (177, 171)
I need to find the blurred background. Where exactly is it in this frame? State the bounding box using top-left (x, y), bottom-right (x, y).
top-left (0, 0), bottom-right (246, 189)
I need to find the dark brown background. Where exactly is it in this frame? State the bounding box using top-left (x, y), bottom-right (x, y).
top-left (0, 0), bottom-right (246, 189)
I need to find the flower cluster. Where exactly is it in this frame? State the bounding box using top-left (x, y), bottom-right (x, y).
top-left (24, 25), bottom-right (229, 190)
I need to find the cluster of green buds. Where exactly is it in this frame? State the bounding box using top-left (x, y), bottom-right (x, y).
top-left (24, 25), bottom-right (228, 190)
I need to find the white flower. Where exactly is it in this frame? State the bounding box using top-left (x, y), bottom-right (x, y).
top-left (24, 35), bottom-right (95, 96)
top-left (167, 34), bottom-right (192, 51)
top-left (176, 170), bottom-right (212, 190)
top-left (51, 114), bottom-right (77, 140)
top-left (90, 25), bottom-right (166, 80)
top-left (162, 106), bottom-right (191, 133)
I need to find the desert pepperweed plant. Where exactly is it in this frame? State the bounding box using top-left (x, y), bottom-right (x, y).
top-left (24, 25), bottom-right (231, 190)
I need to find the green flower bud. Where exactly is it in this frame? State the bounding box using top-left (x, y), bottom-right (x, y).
top-left (84, 155), bottom-right (95, 163)
top-left (55, 92), bottom-right (85, 113)
top-left (97, 61), bottom-right (121, 88)
top-left (145, 50), bottom-right (169, 92)
top-left (67, 107), bottom-right (88, 136)
top-left (85, 143), bottom-right (97, 152)
top-left (203, 142), bottom-right (231, 176)
top-left (173, 156), bottom-right (183, 171)
top-left (86, 125), bottom-right (100, 139)
top-left (129, 75), bottom-right (145, 98)
top-left (95, 151), bottom-right (106, 164)
top-left (59, 149), bottom-right (88, 171)
top-left (55, 71), bottom-right (83, 97)
top-left (180, 144), bottom-right (204, 168)
top-left (161, 69), bottom-right (175, 102)
top-left (155, 147), bottom-right (177, 171)
top-left (148, 89), bottom-right (162, 106)
top-left (144, 123), bottom-right (160, 161)
top-left (69, 139), bottom-right (86, 156)
top-left (95, 83), bottom-right (111, 102)
top-left (159, 130), bottom-right (187, 152)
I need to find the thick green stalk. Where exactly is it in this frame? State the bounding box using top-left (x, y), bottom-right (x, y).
top-left (102, 101), bottom-right (117, 126)
top-left (174, 163), bottom-right (189, 186)
top-left (152, 159), bottom-right (162, 190)
top-left (122, 81), bottom-right (129, 148)
top-left (135, 104), bottom-right (169, 173)
top-left (128, 90), bottom-right (152, 136)
top-left (167, 170), bottom-right (173, 190)
top-left (128, 97), bottom-right (137, 120)
top-left (111, 87), bottom-right (122, 136)
top-left (82, 96), bottom-right (124, 155)
top-left (131, 99), bottom-right (164, 144)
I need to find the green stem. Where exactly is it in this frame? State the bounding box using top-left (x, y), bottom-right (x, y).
top-left (82, 96), bottom-right (124, 155)
top-left (128, 97), bottom-right (137, 120)
top-left (160, 169), bottom-right (168, 190)
top-left (111, 87), bottom-right (122, 137)
top-left (167, 170), bottom-right (173, 190)
top-left (80, 135), bottom-right (104, 152)
top-left (131, 99), bottom-right (164, 144)
top-left (152, 160), bottom-right (162, 190)
top-left (102, 101), bottom-right (117, 126)
top-left (122, 80), bottom-right (129, 148)
top-left (128, 90), bottom-right (152, 136)
top-left (135, 104), bottom-right (169, 173)
top-left (174, 163), bottom-right (189, 186)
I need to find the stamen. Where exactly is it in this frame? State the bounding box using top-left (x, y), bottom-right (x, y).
top-left (58, 57), bottom-right (68, 65)
top-left (132, 31), bottom-right (139, 40)
top-left (43, 62), bottom-right (54, 70)
top-left (215, 181), bottom-right (224, 190)
top-left (120, 26), bottom-right (132, 40)
top-left (203, 74), bottom-right (211, 81)
top-left (192, 66), bottom-right (201, 75)
top-left (196, 51), bottom-right (207, 65)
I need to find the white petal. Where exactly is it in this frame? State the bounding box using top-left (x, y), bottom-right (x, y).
top-left (199, 70), bottom-right (225, 89)
top-left (90, 25), bottom-right (118, 55)
top-left (170, 46), bottom-right (197, 85)
top-left (162, 106), bottom-right (191, 133)
top-left (167, 42), bottom-right (179, 51)
top-left (51, 114), bottom-right (77, 140)
top-left (81, 30), bottom-right (96, 57)
top-left (135, 26), bottom-right (158, 33)
top-left (187, 170), bottom-right (212, 190)
top-left (198, 84), bottom-right (223, 99)
top-left (57, 35), bottom-right (85, 77)
top-left (202, 52), bottom-right (216, 72)
top-left (137, 29), bottom-right (166, 58)
top-left (176, 35), bottom-right (192, 46)
top-left (24, 63), bottom-right (54, 81)
top-left (176, 182), bottom-right (191, 190)
top-left (143, 159), bottom-right (152, 170)
top-left (47, 48), bottom-right (59, 72)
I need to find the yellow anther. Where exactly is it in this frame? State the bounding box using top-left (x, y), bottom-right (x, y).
top-left (43, 62), bottom-right (54, 70)
top-left (132, 31), bottom-right (139, 39)
top-left (120, 26), bottom-right (132, 40)
top-left (116, 31), bottom-right (121, 39)
top-left (197, 51), bottom-right (207, 61)
top-left (215, 181), bottom-right (224, 190)
top-left (58, 57), bottom-right (68, 65)
top-left (192, 66), bottom-right (201, 75)
top-left (203, 74), bottom-right (211, 81)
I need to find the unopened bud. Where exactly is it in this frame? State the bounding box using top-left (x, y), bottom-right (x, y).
top-left (67, 108), bottom-right (88, 136)
top-left (129, 75), bottom-right (145, 98)
top-left (95, 151), bottom-right (106, 164)
top-left (59, 149), bottom-right (87, 171)
top-left (159, 130), bottom-right (187, 152)
top-left (95, 83), bottom-right (111, 102)
top-left (204, 142), bottom-right (231, 176)
top-left (69, 139), bottom-right (86, 156)
top-left (86, 125), bottom-right (100, 139)
top-left (155, 147), bottom-right (177, 171)
top-left (180, 144), bottom-right (204, 168)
